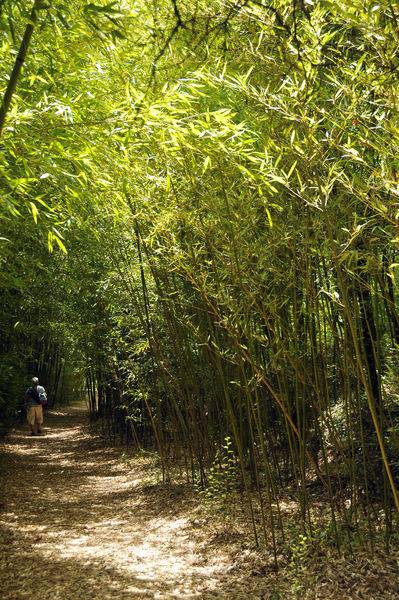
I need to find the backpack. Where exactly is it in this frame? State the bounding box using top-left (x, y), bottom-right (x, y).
top-left (37, 385), bottom-right (48, 406)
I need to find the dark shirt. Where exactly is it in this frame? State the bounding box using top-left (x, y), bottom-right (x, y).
top-left (25, 386), bottom-right (40, 408)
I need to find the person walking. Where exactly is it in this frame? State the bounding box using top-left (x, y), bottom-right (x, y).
top-left (25, 376), bottom-right (46, 435)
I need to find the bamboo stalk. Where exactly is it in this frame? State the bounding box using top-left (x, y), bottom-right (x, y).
top-left (0, 0), bottom-right (46, 136)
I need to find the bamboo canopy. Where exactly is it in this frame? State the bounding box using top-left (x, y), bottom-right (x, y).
top-left (0, 0), bottom-right (398, 560)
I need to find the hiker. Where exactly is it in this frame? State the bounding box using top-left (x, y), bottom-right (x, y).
top-left (25, 377), bottom-right (47, 435)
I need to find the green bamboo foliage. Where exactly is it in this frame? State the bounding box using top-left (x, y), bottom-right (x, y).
top-left (1, 0), bottom-right (398, 554)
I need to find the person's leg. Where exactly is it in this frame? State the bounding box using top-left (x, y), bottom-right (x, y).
top-left (26, 406), bottom-right (36, 435)
top-left (36, 405), bottom-right (44, 434)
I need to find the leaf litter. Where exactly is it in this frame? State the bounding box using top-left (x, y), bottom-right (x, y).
top-left (0, 405), bottom-right (398, 599)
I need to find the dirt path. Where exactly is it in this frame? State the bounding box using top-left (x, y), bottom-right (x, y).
top-left (2, 405), bottom-right (398, 600)
top-left (0, 405), bottom-right (259, 600)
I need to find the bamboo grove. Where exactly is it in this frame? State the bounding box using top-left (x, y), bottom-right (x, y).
top-left (1, 0), bottom-right (399, 556)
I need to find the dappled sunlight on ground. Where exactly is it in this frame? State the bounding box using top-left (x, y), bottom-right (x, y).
top-left (1, 406), bottom-right (398, 600)
top-left (0, 406), bottom-right (241, 599)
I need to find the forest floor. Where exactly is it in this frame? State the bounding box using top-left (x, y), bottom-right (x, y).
top-left (0, 404), bottom-right (398, 600)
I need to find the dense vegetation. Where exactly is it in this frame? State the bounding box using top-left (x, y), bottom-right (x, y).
top-left (1, 0), bottom-right (398, 559)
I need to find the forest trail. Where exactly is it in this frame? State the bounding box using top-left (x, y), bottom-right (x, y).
top-left (1, 406), bottom-right (399, 600)
top-left (0, 405), bottom-right (259, 600)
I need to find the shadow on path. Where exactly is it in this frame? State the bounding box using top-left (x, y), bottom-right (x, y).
top-left (0, 405), bottom-right (260, 600)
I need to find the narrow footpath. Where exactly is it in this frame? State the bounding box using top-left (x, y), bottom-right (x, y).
top-left (0, 405), bottom-right (259, 600)
top-left (1, 406), bottom-right (398, 600)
